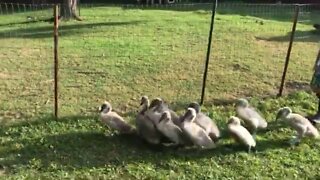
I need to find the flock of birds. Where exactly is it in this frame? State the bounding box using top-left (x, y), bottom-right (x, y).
top-left (98, 96), bottom-right (320, 153)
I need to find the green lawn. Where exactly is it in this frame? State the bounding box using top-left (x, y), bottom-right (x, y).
top-left (0, 3), bottom-right (320, 179)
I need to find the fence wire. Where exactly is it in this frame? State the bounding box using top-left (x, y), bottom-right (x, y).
top-left (0, 3), bottom-right (54, 122)
top-left (59, 4), bottom-right (208, 116)
top-left (0, 3), bottom-right (319, 119)
top-left (205, 3), bottom-right (320, 101)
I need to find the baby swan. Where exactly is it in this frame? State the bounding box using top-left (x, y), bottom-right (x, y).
top-left (135, 96), bottom-right (161, 145)
top-left (145, 97), bottom-right (180, 126)
top-left (99, 101), bottom-right (135, 134)
top-left (276, 107), bottom-right (319, 145)
top-left (188, 102), bottom-right (220, 142)
top-left (156, 111), bottom-right (185, 145)
top-left (227, 116), bottom-right (256, 153)
top-left (180, 108), bottom-right (216, 149)
top-left (235, 98), bottom-right (268, 138)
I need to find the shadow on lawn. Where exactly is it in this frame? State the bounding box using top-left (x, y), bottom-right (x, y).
top-left (0, 19), bottom-right (46, 27)
top-left (0, 21), bottom-right (144, 39)
top-left (256, 29), bottom-right (320, 43)
top-left (0, 114), bottom-right (290, 172)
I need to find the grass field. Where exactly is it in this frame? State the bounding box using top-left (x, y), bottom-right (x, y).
top-left (0, 3), bottom-right (320, 179)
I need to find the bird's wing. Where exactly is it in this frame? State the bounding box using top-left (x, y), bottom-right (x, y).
top-left (244, 107), bottom-right (267, 128)
top-left (306, 124), bottom-right (320, 137)
top-left (144, 109), bottom-right (162, 124)
top-left (229, 125), bottom-right (255, 146)
top-left (194, 127), bottom-right (214, 147)
top-left (289, 114), bottom-right (320, 137)
top-left (195, 113), bottom-right (220, 139)
top-left (136, 114), bottom-right (161, 143)
top-left (289, 114), bottom-right (310, 126)
top-left (247, 107), bottom-right (265, 121)
top-left (109, 112), bottom-right (133, 132)
top-left (170, 110), bottom-right (181, 126)
top-left (136, 114), bottom-right (156, 131)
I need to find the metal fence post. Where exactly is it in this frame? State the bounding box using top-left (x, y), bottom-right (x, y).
top-left (278, 4), bottom-right (300, 97)
top-left (200, 0), bottom-right (218, 105)
top-left (54, 4), bottom-right (59, 119)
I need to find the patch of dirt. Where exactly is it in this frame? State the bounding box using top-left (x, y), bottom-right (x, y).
top-left (0, 165), bottom-right (6, 176)
top-left (40, 79), bottom-right (54, 84)
top-left (0, 72), bottom-right (13, 79)
top-left (18, 47), bottom-right (41, 57)
top-left (285, 81), bottom-right (310, 91)
top-left (232, 63), bottom-right (250, 71)
top-left (0, 111), bottom-right (25, 122)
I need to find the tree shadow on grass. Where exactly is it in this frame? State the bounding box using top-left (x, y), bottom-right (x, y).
top-left (0, 19), bottom-right (47, 27)
top-left (0, 21), bottom-right (144, 39)
top-left (255, 29), bottom-right (320, 43)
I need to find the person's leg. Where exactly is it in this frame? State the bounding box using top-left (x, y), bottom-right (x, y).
top-left (308, 93), bottom-right (320, 125)
top-left (317, 93), bottom-right (320, 115)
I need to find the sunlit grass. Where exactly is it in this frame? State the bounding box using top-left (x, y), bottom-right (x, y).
top-left (0, 4), bottom-right (320, 179)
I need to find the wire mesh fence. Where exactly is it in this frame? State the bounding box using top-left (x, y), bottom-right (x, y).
top-left (286, 4), bottom-right (320, 92)
top-left (206, 3), bottom-right (320, 101)
top-left (0, 2), bottom-right (319, 120)
top-left (59, 4), bottom-right (209, 116)
top-left (0, 3), bottom-right (54, 122)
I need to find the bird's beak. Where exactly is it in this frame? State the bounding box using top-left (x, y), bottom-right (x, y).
top-left (158, 117), bottom-right (164, 123)
top-left (149, 102), bottom-right (157, 109)
top-left (233, 101), bottom-right (238, 108)
top-left (275, 112), bottom-right (282, 122)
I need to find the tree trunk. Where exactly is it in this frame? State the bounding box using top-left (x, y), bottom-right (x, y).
top-left (60, 0), bottom-right (82, 21)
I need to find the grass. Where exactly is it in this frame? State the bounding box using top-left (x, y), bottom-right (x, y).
top-left (0, 3), bottom-right (320, 179)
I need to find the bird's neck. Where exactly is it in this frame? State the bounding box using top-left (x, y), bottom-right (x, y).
top-left (140, 103), bottom-right (148, 114)
top-left (285, 113), bottom-right (292, 119)
top-left (101, 109), bottom-right (110, 115)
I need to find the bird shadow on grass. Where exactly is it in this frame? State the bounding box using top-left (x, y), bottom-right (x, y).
top-left (0, 113), bottom-right (299, 174)
top-left (217, 128), bottom-right (290, 155)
